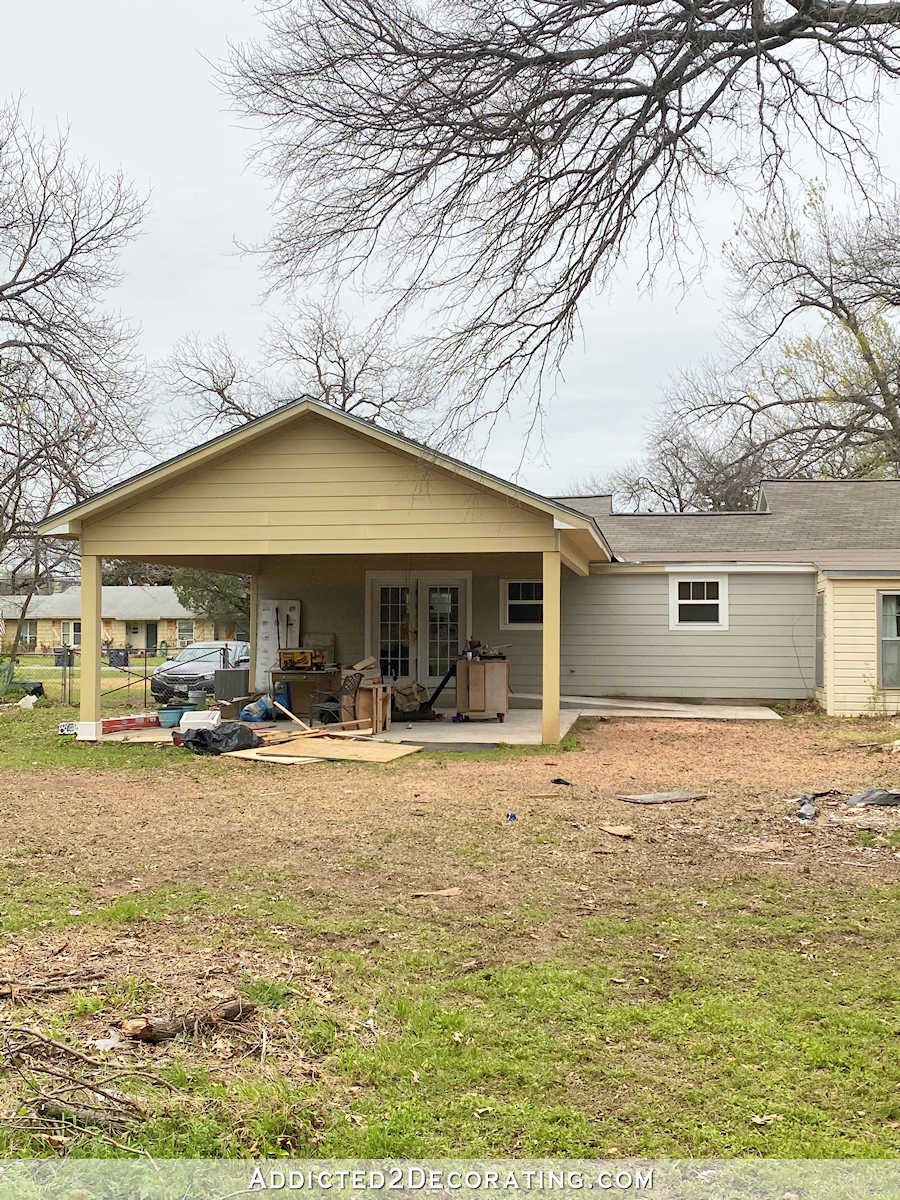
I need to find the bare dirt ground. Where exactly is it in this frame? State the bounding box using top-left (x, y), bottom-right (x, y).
top-left (2, 717), bottom-right (898, 903)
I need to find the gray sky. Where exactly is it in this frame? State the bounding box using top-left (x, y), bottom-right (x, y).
top-left (2, 1), bottom-right (896, 494)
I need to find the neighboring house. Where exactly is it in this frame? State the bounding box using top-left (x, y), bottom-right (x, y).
top-left (0, 586), bottom-right (244, 655)
top-left (34, 398), bottom-right (900, 739)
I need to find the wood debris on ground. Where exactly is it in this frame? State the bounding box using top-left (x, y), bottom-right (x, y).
top-left (616, 791), bottom-right (707, 804)
top-left (0, 970), bottom-right (105, 1000)
top-left (100, 707), bottom-right (424, 766)
top-left (119, 995), bottom-right (256, 1043)
top-left (597, 823), bottom-right (635, 839)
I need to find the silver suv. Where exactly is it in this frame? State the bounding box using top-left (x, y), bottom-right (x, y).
top-left (150, 641), bottom-right (250, 703)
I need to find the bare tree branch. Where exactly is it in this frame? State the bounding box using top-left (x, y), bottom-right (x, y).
top-left (226, 0), bottom-right (900, 425)
top-left (612, 193), bottom-right (900, 510)
top-left (168, 301), bottom-right (436, 439)
top-left (0, 105), bottom-right (147, 666)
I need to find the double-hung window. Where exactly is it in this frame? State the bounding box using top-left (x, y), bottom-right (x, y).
top-left (177, 619), bottom-right (195, 645)
top-left (60, 619), bottom-right (81, 646)
top-left (880, 593), bottom-right (900, 689)
top-left (500, 580), bottom-right (543, 629)
top-left (668, 575), bottom-right (728, 630)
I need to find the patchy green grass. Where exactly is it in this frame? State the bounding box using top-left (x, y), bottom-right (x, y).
top-left (1, 706), bottom-right (898, 1159)
top-left (0, 705), bottom-right (225, 771)
top-left (1, 872), bottom-right (897, 1159)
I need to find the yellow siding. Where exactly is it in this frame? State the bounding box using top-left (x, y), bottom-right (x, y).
top-left (80, 413), bottom-right (556, 558)
top-left (828, 577), bottom-right (900, 716)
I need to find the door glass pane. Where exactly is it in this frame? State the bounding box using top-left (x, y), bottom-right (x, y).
top-left (427, 586), bottom-right (460, 678)
top-left (378, 585), bottom-right (411, 679)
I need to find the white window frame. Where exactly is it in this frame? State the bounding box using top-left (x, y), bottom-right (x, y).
top-left (60, 619), bottom-right (82, 646)
top-left (668, 574), bottom-right (729, 631)
top-left (878, 590), bottom-right (900, 690)
top-left (176, 619), bottom-right (195, 645)
top-left (499, 579), bottom-right (543, 631)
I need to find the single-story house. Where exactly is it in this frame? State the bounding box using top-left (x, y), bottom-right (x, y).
top-left (0, 586), bottom-right (243, 654)
top-left (35, 398), bottom-right (900, 739)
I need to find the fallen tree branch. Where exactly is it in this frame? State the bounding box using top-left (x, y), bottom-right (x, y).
top-left (119, 996), bottom-right (256, 1044)
top-left (0, 972), bottom-right (104, 1000)
top-left (34, 1097), bottom-right (137, 1131)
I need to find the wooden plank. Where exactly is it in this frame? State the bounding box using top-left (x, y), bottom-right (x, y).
top-left (224, 748), bottom-right (319, 764)
top-left (257, 737), bottom-right (422, 763)
top-left (273, 699), bottom-right (312, 731)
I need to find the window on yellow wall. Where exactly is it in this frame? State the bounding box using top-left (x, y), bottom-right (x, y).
top-left (880, 593), bottom-right (900, 688)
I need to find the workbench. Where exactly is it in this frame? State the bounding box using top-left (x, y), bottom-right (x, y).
top-left (271, 667), bottom-right (340, 720)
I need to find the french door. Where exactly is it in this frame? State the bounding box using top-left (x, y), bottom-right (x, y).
top-left (368, 572), bottom-right (471, 687)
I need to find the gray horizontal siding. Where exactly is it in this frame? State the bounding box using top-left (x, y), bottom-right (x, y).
top-left (471, 574), bottom-right (541, 695)
top-left (257, 561), bottom-right (816, 703)
top-left (561, 571), bottom-right (816, 700)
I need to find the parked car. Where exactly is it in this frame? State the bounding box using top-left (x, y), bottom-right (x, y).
top-left (150, 641), bottom-right (250, 703)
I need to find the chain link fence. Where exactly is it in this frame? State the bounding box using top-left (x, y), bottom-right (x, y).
top-left (1, 648), bottom-right (166, 707)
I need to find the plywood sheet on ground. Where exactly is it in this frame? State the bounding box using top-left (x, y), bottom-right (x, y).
top-left (224, 748), bottom-right (319, 765)
top-left (258, 737), bottom-right (422, 763)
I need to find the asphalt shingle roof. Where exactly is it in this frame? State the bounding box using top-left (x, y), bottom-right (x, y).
top-left (0, 586), bottom-right (198, 620)
top-left (556, 480), bottom-right (900, 568)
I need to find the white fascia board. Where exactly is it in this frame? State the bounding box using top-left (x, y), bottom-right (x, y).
top-left (661, 562), bottom-right (816, 574)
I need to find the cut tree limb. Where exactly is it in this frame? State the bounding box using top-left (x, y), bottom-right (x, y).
top-left (119, 996), bottom-right (256, 1044)
top-left (34, 1098), bottom-right (136, 1131)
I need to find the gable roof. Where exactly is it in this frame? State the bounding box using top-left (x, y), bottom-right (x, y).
top-left (36, 398), bottom-right (612, 559)
top-left (1, 586), bottom-right (198, 621)
top-left (561, 479), bottom-right (900, 568)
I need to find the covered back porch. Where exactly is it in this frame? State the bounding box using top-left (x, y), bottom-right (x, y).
top-left (38, 401), bottom-right (611, 743)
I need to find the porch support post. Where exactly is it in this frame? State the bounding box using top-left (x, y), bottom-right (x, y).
top-left (248, 572), bottom-right (259, 686)
top-left (541, 549), bottom-right (561, 744)
top-left (78, 550), bottom-right (103, 740)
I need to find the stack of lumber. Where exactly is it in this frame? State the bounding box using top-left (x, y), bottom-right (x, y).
top-left (224, 700), bottom-right (421, 765)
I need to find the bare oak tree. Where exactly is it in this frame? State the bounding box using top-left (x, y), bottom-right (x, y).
top-left (587, 408), bottom-right (779, 511)
top-left (601, 194), bottom-right (900, 510)
top-left (227, 0), bottom-right (900, 422)
top-left (685, 194), bottom-right (900, 475)
top-left (168, 301), bottom-right (434, 437)
top-left (0, 105), bottom-right (146, 665)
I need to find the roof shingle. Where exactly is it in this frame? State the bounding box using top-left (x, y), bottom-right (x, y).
top-left (557, 480), bottom-right (900, 567)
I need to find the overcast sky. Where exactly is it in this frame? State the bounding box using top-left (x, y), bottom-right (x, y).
top-left (3, 1), bottom-right (896, 494)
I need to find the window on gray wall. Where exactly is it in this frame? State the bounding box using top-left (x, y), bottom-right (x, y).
top-left (815, 592), bottom-right (825, 688)
top-left (500, 580), bottom-right (543, 629)
top-left (881, 593), bottom-right (900, 689)
top-left (668, 575), bottom-right (729, 630)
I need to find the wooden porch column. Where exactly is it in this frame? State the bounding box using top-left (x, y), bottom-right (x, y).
top-left (248, 573), bottom-right (259, 686)
top-left (78, 550), bottom-right (103, 740)
top-left (541, 549), bottom-right (561, 744)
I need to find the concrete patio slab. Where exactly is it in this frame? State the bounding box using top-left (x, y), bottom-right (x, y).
top-left (375, 707), bottom-right (582, 746)
top-left (562, 694), bottom-right (781, 720)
